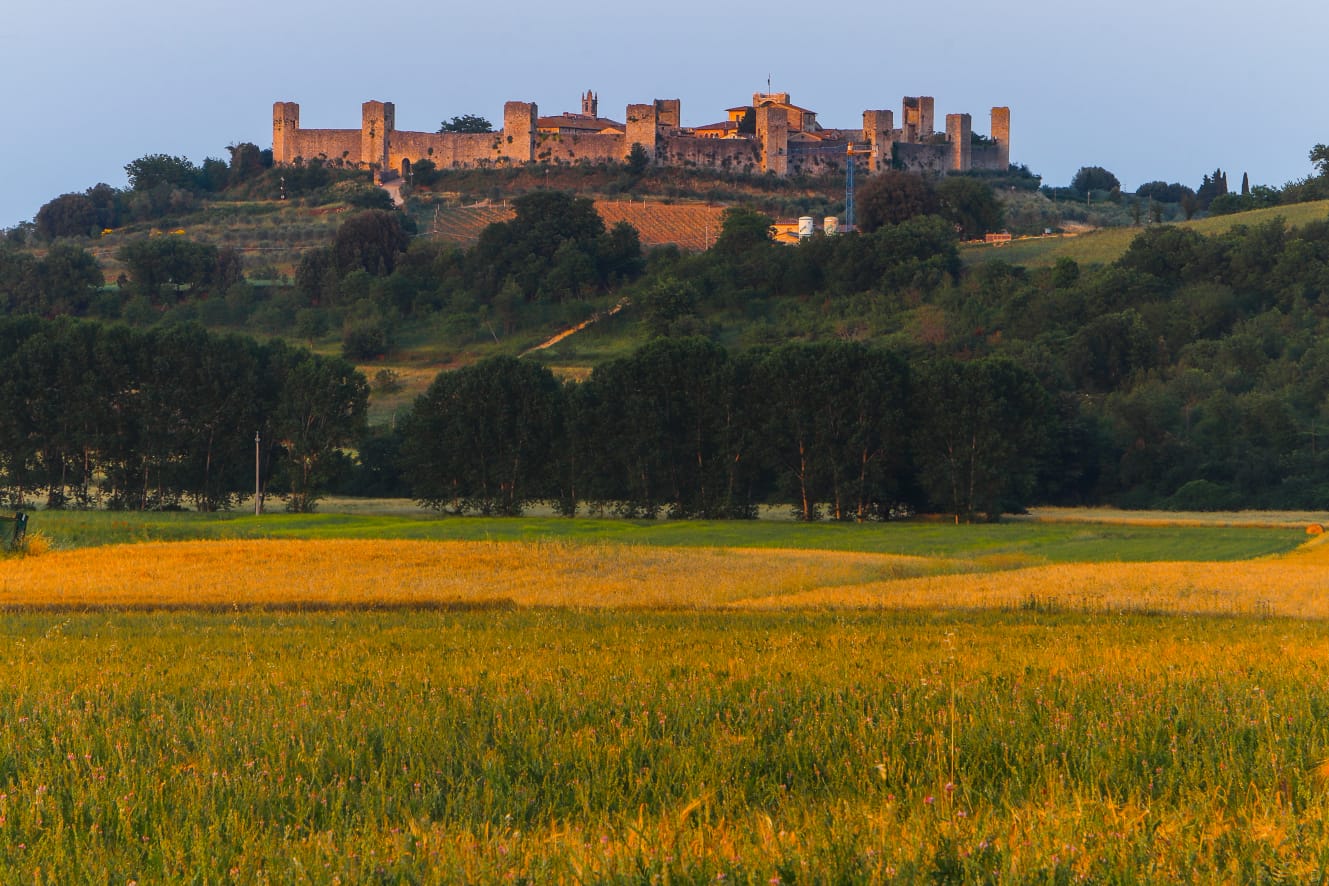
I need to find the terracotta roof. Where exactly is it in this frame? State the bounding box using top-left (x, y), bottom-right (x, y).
top-left (754, 98), bottom-right (816, 114)
top-left (695, 121), bottom-right (740, 132)
top-left (537, 114), bottom-right (624, 133)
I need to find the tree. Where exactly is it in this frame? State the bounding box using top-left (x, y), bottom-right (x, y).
top-left (124, 154), bottom-right (201, 192)
top-left (1311, 144), bottom-right (1329, 178)
top-left (35, 193), bottom-right (98, 240)
top-left (1179, 191), bottom-right (1200, 220)
top-left (855, 171), bottom-right (941, 233)
top-left (226, 142), bottom-right (267, 186)
top-left (626, 143), bottom-right (650, 176)
top-left (411, 158), bottom-right (441, 188)
top-left (341, 317), bottom-right (391, 359)
top-left (332, 210), bottom-right (409, 277)
top-left (469, 191), bottom-right (619, 302)
top-left (937, 176), bottom-right (1004, 240)
top-left (1135, 181), bottom-right (1194, 204)
top-left (638, 275), bottom-right (700, 337)
top-left (759, 343), bottom-right (912, 520)
top-left (266, 346), bottom-right (368, 512)
top-left (400, 357), bottom-right (563, 515)
top-left (1196, 168), bottom-right (1228, 210)
top-left (295, 247), bottom-right (338, 306)
top-left (576, 338), bottom-right (737, 518)
top-left (35, 243), bottom-right (102, 315)
top-left (713, 207), bottom-right (774, 256)
top-left (1070, 166), bottom-right (1120, 197)
top-left (601, 221), bottom-right (644, 283)
top-left (117, 237), bottom-right (220, 300)
top-left (439, 114), bottom-right (494, 133)
top-left (912, 357), bottom-right (1052, 520)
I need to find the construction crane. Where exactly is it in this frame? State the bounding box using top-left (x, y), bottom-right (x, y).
top-left (844, 142), bottom-right (871, 232)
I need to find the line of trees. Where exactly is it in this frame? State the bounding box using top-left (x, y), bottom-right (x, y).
top-left (0, 318), bottom-right (366, 511)
top-left (398, 340), bottom-right (1052, 521)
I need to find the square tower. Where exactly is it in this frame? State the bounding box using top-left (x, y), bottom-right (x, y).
top-left (654, 99), bottom-right (681, 131)
top-left (946, 114), bottom-right (972, 172)
top-left (361, 101), bottom-right (395, 171)
top-left (902, 96), bottom-right (934, 142)
top-left (273, 102), bottom-right (300, 166)
top-left (991, 107), bottom-right (1011, 169)
top-left (502, 102), bottom-right (537, 164)
top-left (625, 103), bottom-right (659, 162)
top-left (756, 105), bottom-right (788, 176)
top-left (862, 109), bottom-right (894, 173)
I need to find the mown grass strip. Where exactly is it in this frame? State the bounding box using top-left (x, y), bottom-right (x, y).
top-left (22, 509), bottom-right (1306, 562)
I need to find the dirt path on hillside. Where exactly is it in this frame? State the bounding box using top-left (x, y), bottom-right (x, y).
top-left (520, 298), bottom-right (629, 356)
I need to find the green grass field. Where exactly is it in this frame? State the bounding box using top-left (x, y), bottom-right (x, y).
top-left (962, 199), bottom-right (1329, 268)
top-left (22, 507), bottom-right (1306, 562)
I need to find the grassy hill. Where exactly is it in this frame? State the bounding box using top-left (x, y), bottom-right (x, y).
top-left (962, 198), bottom-right (1329, 268)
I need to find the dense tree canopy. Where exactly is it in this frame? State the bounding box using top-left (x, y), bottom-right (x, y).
top-left (0, 318), bottom-right (366, 511)
top-left (438, 115), bottom-right (494, 134)
top-left (332, 209), bottom-right (411, 277)
top-left (855, 172), bottom-right (940, 233)
top-left (1070, 166), bottom-right (1120, 196)
top-left (396, 340), bottom-right (1050, 520)
top-left (936, 176), bottom-right (1004, 240)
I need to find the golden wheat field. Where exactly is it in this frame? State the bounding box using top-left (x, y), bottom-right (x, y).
top-left (3, 534), bottom-right (1328, 614)
top-left (6, 530), bottom-right (1329, 880)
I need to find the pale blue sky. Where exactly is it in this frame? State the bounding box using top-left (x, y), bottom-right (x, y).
top-left (2, 0), bottom-right (1325, 228)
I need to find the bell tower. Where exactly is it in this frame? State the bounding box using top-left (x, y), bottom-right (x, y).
top-left (581, 90), bottom-right (598, 117)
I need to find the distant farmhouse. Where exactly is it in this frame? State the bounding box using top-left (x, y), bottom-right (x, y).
top-left (272, 91), bottom-right (1010, 180)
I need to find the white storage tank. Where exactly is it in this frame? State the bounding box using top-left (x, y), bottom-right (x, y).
top-left (797, 216), bottom-right (814, 239)
top-left (824, 216), bottom-right (839, 235)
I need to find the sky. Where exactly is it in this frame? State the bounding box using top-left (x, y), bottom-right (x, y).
top-left (2, 0), bottom-right (1326, 229)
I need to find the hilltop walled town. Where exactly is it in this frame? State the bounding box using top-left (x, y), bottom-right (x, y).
top-left (272, 91), bottom-right (1010, 180)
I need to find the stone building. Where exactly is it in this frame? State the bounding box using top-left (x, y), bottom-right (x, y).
top-left (271, 92), bottom-right (1010, 180)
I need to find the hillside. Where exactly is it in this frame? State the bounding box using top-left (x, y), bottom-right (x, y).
top-left (15, 155), bottom-right (1329, 515)
top-left (963, 198), bottom-right (1329, 268)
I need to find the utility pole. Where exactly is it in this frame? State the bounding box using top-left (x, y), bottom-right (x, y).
top-left (254, 431), bottom-right (261, 516)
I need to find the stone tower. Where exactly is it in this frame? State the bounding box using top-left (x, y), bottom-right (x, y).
top-left (862, 109), bottom-right (894, 173)
top-left (654, 99), bottom-right (681, 130)
top-left (581, 90), bottom-right (598, 117)
top-left (902, 96), bottom-right (934, 142)
top-left (756, 105), bottom-right (788, 176)
top-left (272, 102), bottom-right (300, 166)
top-left (946, 113), bottom-right (972, 172)
top-left (361, 101), bottom-right (394, 171)
top-left (502, 101), bottom-right (537, 164)
top-left (625, 103), bottom-right (659, 162)
top-left (991, 107), bottom-right (1011, 170)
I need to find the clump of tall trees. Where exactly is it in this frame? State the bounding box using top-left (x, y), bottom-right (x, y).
top-left (0, 318), bottom-right (366, 511)
top-left (398, 341), bottom-right (1052, 522)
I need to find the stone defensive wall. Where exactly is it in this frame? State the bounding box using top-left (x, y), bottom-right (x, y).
top-left (390, 131), bottom-right (500, 169)
top-left (536, 133), bottom-right (624, 166)
top-left (658, 135), bottom-right (762, 174)
top-left (272, 98), bottom-right (1010, 179)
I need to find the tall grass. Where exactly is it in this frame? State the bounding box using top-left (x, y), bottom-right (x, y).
top-left (1, 610), bottom-right (1327, 881)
